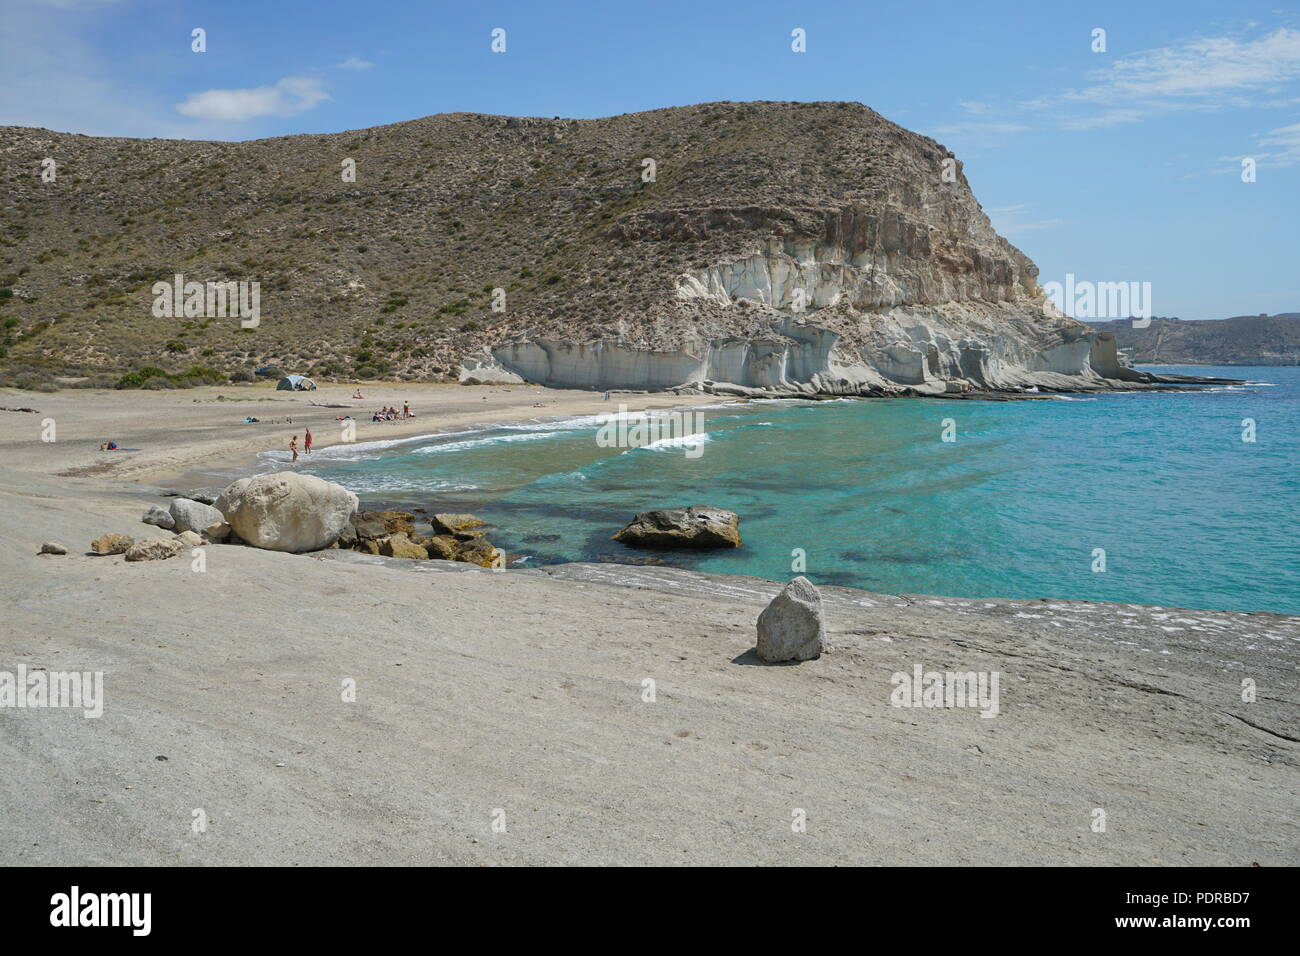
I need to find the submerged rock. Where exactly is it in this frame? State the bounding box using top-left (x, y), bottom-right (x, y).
top-left (614, 506), bottom-right (741, 550)
top-left (215, 473), bottom-right (358, 553)
top-left (755, 576), bottom-right (827, 663)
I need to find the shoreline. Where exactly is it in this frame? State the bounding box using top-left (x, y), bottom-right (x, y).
top-left (0, 381), bottom-right (713, 488)
top-left (3, 378), bottom-right (1290, 616)
top-left (0, 383), bottom-right (1296, 864)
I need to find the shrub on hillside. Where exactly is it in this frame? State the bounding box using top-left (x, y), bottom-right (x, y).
top-left (116, 366), bottom-right (170, 389)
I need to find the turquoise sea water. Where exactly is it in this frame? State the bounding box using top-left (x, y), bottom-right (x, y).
top-left (293, 366), bottom-right (1300, 615)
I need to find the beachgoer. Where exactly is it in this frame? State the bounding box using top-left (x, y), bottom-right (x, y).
top-left (402, 402), bottom-right (410, 419)
top-left (290, 435), bottom-right (299, 464)
top-left (353, 389), bottom-right (364, 399)
top-left (304, 428), bottom-right (312, 454)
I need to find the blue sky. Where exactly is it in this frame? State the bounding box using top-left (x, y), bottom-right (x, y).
top-left (3, 0), bottom-right (1298, 319)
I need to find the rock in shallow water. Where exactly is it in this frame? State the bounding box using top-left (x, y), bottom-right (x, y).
top-left (756, 576), bottom-right (827, 663)
top-left (613, 506), bottom-right (741, 550)
top-left (215, 473), bottom-right (358, 553)
top-left (430, 513), bottom-right (487, 536)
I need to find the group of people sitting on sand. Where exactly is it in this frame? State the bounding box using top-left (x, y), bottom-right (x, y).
top-left (371, 403), bottom-right (413, 423)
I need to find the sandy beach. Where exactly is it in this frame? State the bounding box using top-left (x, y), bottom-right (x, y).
top-left (1, 381), bottom-right (709, 486)
top-left (0, 385), bottom-right (1297, 865)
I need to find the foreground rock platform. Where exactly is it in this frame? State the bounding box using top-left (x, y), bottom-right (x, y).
top-left (4, 467), bottom-right (1296, 865)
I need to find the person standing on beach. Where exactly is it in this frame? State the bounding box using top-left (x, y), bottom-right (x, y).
top-left (289, 435), bottom-right (298, 464)
top-left (304, 428), bottom-right (312, 455)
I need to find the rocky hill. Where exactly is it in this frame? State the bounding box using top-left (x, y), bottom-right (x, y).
top-left (2, 101), bottom-right (1157, 393)
top-left (1085, 314), bottom-right (1300, 366)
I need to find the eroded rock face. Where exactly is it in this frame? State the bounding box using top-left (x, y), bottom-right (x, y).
top-left (215, 473), bottom-right (358, 553)
top-left (756, 576), bottom-right (827, 663)
top-left (613, 507), bottom-right (741, 550)
top-left (468, 114), bottom-right (1151, 396)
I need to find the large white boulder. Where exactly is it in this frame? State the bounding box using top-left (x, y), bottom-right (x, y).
top-left (215, 473), bottom-right (358, 553)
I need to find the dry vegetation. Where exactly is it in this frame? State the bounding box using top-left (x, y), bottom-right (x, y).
top-left (0, 100), bottom-right (1003, 388)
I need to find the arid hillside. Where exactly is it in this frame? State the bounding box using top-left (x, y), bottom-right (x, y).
top-left (1086, 314), bottom-right (1300, 366)
top-left (0, 101), bottom-right (1040, 389)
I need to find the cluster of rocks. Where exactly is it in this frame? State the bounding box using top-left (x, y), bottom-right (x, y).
top-left (68, 479), bottom-right (816, 662)
top-left (339, 510), bottom-right (504, 568)
top-left (35, 496), bottom-right (229, 562)
top-left (64, 472), bottom-right (506, 568)
top-left (83, 529), bottom-right (206, 563)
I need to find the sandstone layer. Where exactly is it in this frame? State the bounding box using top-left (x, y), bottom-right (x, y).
top-left (0, 101), bottom-right (1212, 394)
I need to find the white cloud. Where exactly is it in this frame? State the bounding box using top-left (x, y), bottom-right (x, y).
top-left (1239, 120), bottom-right (1300, 168)
top-left (337, 55), bottom-right (374, 70)
top-left (1073, 29), bottom-right (1300, 103)
top-left (929, 120), bottom-right (1028, 151)
top-left (1028, 27), bottom-right (1300, 128)
top-left (985, 204), bottom-right (1063, 236)
top-left (175, 75), bottom-right (330, 122)
top-left (946, 25), bottom-right (1300, 147)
